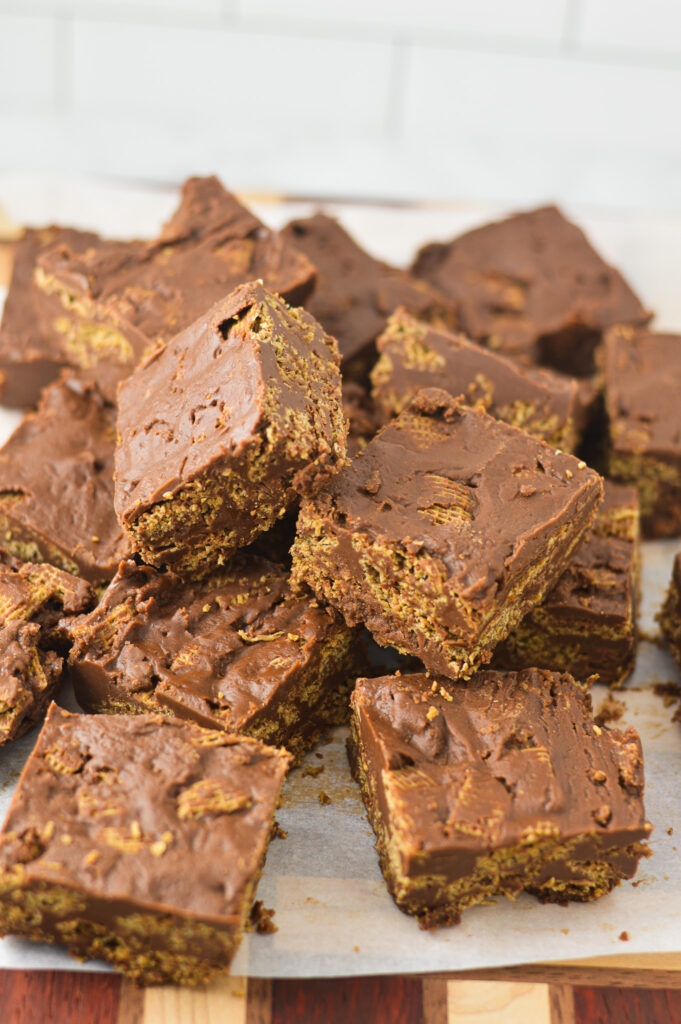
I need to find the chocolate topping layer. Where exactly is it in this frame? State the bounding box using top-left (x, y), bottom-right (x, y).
top-left (35, 177), bottom-right (316, 399)
top-left (292, 388), bottom-right (603, 679)
top-left (350, 670), bottom-right (650, 926)
top-left (371, 308), bottom-right (581, 449)
top-left (69, 555), bottom-right (360, 757)
top-left (0, 704), bottom-right (291, 983)
top-left (0, 226), bottom-right (105, 406)
top-left (115, 281), bottom-right (346, 577)
top-left (412, 205), bottom-right (649, 374)
top-left (0, 376), bottom-right (130, 582)
top-left (282, 213), bottom-right (457, 365)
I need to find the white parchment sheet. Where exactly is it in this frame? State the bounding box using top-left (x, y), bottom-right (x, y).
top-left (0, 182), bottom-right (680, 976)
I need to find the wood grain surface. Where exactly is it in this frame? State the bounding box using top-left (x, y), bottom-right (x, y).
top-left (0, 970), bottom-right (679, 1023)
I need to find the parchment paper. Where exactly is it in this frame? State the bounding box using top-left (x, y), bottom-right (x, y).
top-left (0, 182), bottom-right (680, 977)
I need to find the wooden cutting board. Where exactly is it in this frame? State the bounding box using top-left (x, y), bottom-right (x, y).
top-left (2, 966), bottom-right (681, 1023)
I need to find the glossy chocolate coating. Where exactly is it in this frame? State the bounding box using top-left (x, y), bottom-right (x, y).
top-left (115, 281), bottom-right (346, 577)
top-left (293, 388), bottom-right (603, 679)
top-left (0, 704), bottom-right (291, 982)
top-left (412, 205), bottom-right (649, 374)
top-left (282, 213), bottom-right (457, 365)
top-left (0, 374), bottom-right (131, 582)
top-left (351, 670), bottom-right (650, 924)
top-left (69, 555), bottom-right (359, 755)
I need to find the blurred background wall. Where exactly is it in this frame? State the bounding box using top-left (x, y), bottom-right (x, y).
top-left (1, 0), bottom-right (681, 212)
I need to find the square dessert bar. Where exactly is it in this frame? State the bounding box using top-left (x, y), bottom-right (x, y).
top-left (0, 225), bottom-right (104, 407)
top-left (282, 213), bottom-right (457, 370)
top-left (115, 281), bottom-right (346, 578)
top-left (0, 555), bottom-right (94, 744)
top-left (68, 555), bottom-right (361, 761)
top-left (292, 388), bottom-right (603, 681)
top-left (371, 309), bottom-right (582, 451)
top-left (350, 671), bottom-right (651, 928)
top-left (34, 176), bottom-right (316, 400)
top-left (0, 704), bottom-right (291, 985)
top-left (412, 205), bottom-right (649, 375)
top-left (604, 325), bottom-right (681, 537)
top-left (0, 375), bottom-right (131, 582)
top-left (494, 482), bottom-right (640, 687)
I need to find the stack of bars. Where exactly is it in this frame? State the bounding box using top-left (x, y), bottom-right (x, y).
top-left (5, 176), bottom-right (681, 984)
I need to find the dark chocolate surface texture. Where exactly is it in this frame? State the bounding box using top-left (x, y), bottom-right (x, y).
top-left (0, 226), bottom-right (106, 406)
top-left (371, 308), bottom-right (582, 450)
top-left (350, 670), bottom-right (651, 927)
top-left (0, 704), bottom-right (291, 985)
top-left (494, 482), bottom-right (639, 687)
top-left (0, 374), bottom-right (131, 582)
top-left (282, 213), bottom-right (458, 367)
top-left (292, 387), bottom-right (603, 680)
top-left (35, 176), bottom-right (316, 400)
top-left (115, 281), bottom-right (346, 579)
top-left (69, 555), bottom-right (361, 760)
top-left (604, 325), bottom-right (681, 538)
top-left (412, 205), bottom-right (649, 375)
top-left (0, 556), bottom-right (94, 744)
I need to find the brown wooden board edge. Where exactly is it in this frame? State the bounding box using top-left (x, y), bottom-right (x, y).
top-left (418, 952), bottom-right (681, 989)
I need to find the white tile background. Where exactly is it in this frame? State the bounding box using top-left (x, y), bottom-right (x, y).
top-left (1, 0), bottom-right (681, 210)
